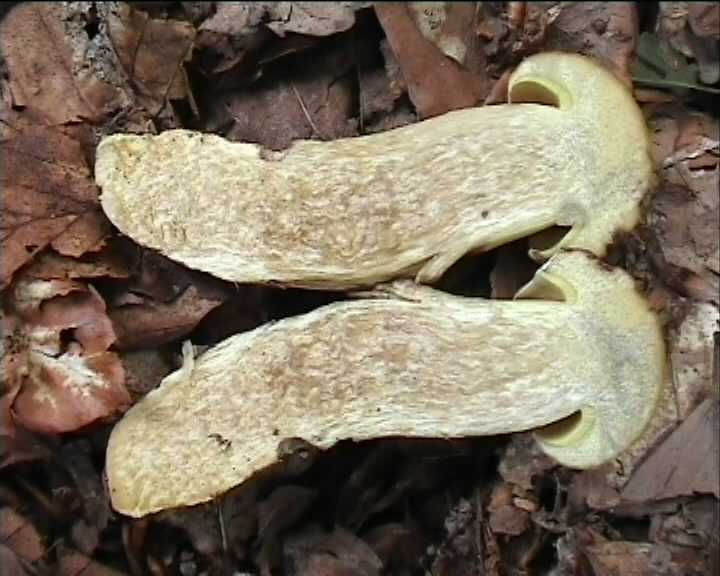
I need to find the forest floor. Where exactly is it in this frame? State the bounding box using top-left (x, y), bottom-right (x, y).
top-left (0, 2), bottom-right (718, 575)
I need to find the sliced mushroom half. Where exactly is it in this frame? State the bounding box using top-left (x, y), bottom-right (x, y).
top-left (106, 250), bottom-right (665, 517)
top-left (95, 53), bottom-right (654, 289)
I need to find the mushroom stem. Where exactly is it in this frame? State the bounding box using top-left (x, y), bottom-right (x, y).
top-left (95, 53), bottom-right (654, 289)
top-left (106, 251), bottom-right (664, 517)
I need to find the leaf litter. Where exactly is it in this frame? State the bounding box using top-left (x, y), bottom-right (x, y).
top-left (0, 2), bottom-right (717, 575)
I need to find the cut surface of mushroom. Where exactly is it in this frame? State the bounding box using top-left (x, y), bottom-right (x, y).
top-left (95, 52), bottom-right (654, 289)
top-left (106, 251), bottom-right (664, 517)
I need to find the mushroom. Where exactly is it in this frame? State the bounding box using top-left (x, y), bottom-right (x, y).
top-left (106, 250), bottom-right (665, 517)
top-left (95, 52), bottom-right (654, 289)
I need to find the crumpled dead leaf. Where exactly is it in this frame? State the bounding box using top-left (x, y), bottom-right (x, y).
top-left (375, 3), bottom-right (487, 119)
top-left (0, 123), bottom-right (110, 289)
top-left (3, 277), bottom-right (129, 434)
top-left (195, 2), bottom-right (365, 78)
top-left (475, 2), bottom-right (556, 72)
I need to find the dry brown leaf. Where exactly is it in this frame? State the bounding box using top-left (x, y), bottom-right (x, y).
top-left (264, 3), bottom-right (360, 37)
top-left (109, 284), bottom-right (225, 350)
top-left (0, 3), bottom-right (123, 124)
top-left (650, 108), bottom-right (720, 294)
top-left (257, 486), bottom-right (317, 542)
top-left (120, 349), bottom-right (173, 399)
top-left (199, 2), bottom-right (361, 43)
top-left (542, 2), bottom-right (639, 86)
top-left (57, 550), bottom-right (129, 576)
top-left (21, 248), bottom-right (131, 282)
top-left (362, 523), bottom-right (425, 571)
top-left (659, 2), bottom-right (719, 85)
top-left (106, 3), bottom-right (195, 115)
top-left (497, 434), bottom-right (557, 492)
top-left (0, 125), bottom-right (110, 288)
top-left (375, 3), bottom-right (486, 119)
top-left (670, 302), bottom-right (719, 417)
top-left (283, 526), bottom-right (383, 576)
top-left (0, 542), bottom-right (30, 576)
top-left (0, 507), bottom-right (45, 563)
top-left (487, 484), bottom-right (530, 536)
top-left (622, 398), bottom-right (719, 502)
top-left (567, 466), bottom-right (621, 514)
top-left (220, 40), bottom-right (357, 150)
top-left (408, 3), bottom-right (487, 74)
top-left (580, 540), bottom-right (708, 576)
top-left (60, 441), bottom-right (111, 556)
top-left (4, 278), bottom-right (129, 434)
top-left (358, 40), bottom-right (417, 135)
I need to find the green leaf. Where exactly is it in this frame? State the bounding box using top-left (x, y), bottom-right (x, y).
top-left (632, 32), bottom-right (719, 95)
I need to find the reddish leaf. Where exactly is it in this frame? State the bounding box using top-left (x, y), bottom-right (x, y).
top-left (5, 279), bottom-right (129, 434)
top-left (0, 4), bottom-right (120, 124)
top-left (0, 125), bottom-right (109, 288)
top-left (375, 3), bottom-right (486, 119)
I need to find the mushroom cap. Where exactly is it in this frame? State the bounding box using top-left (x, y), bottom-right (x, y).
top-left (508, 53), bottom-right (656, 260)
